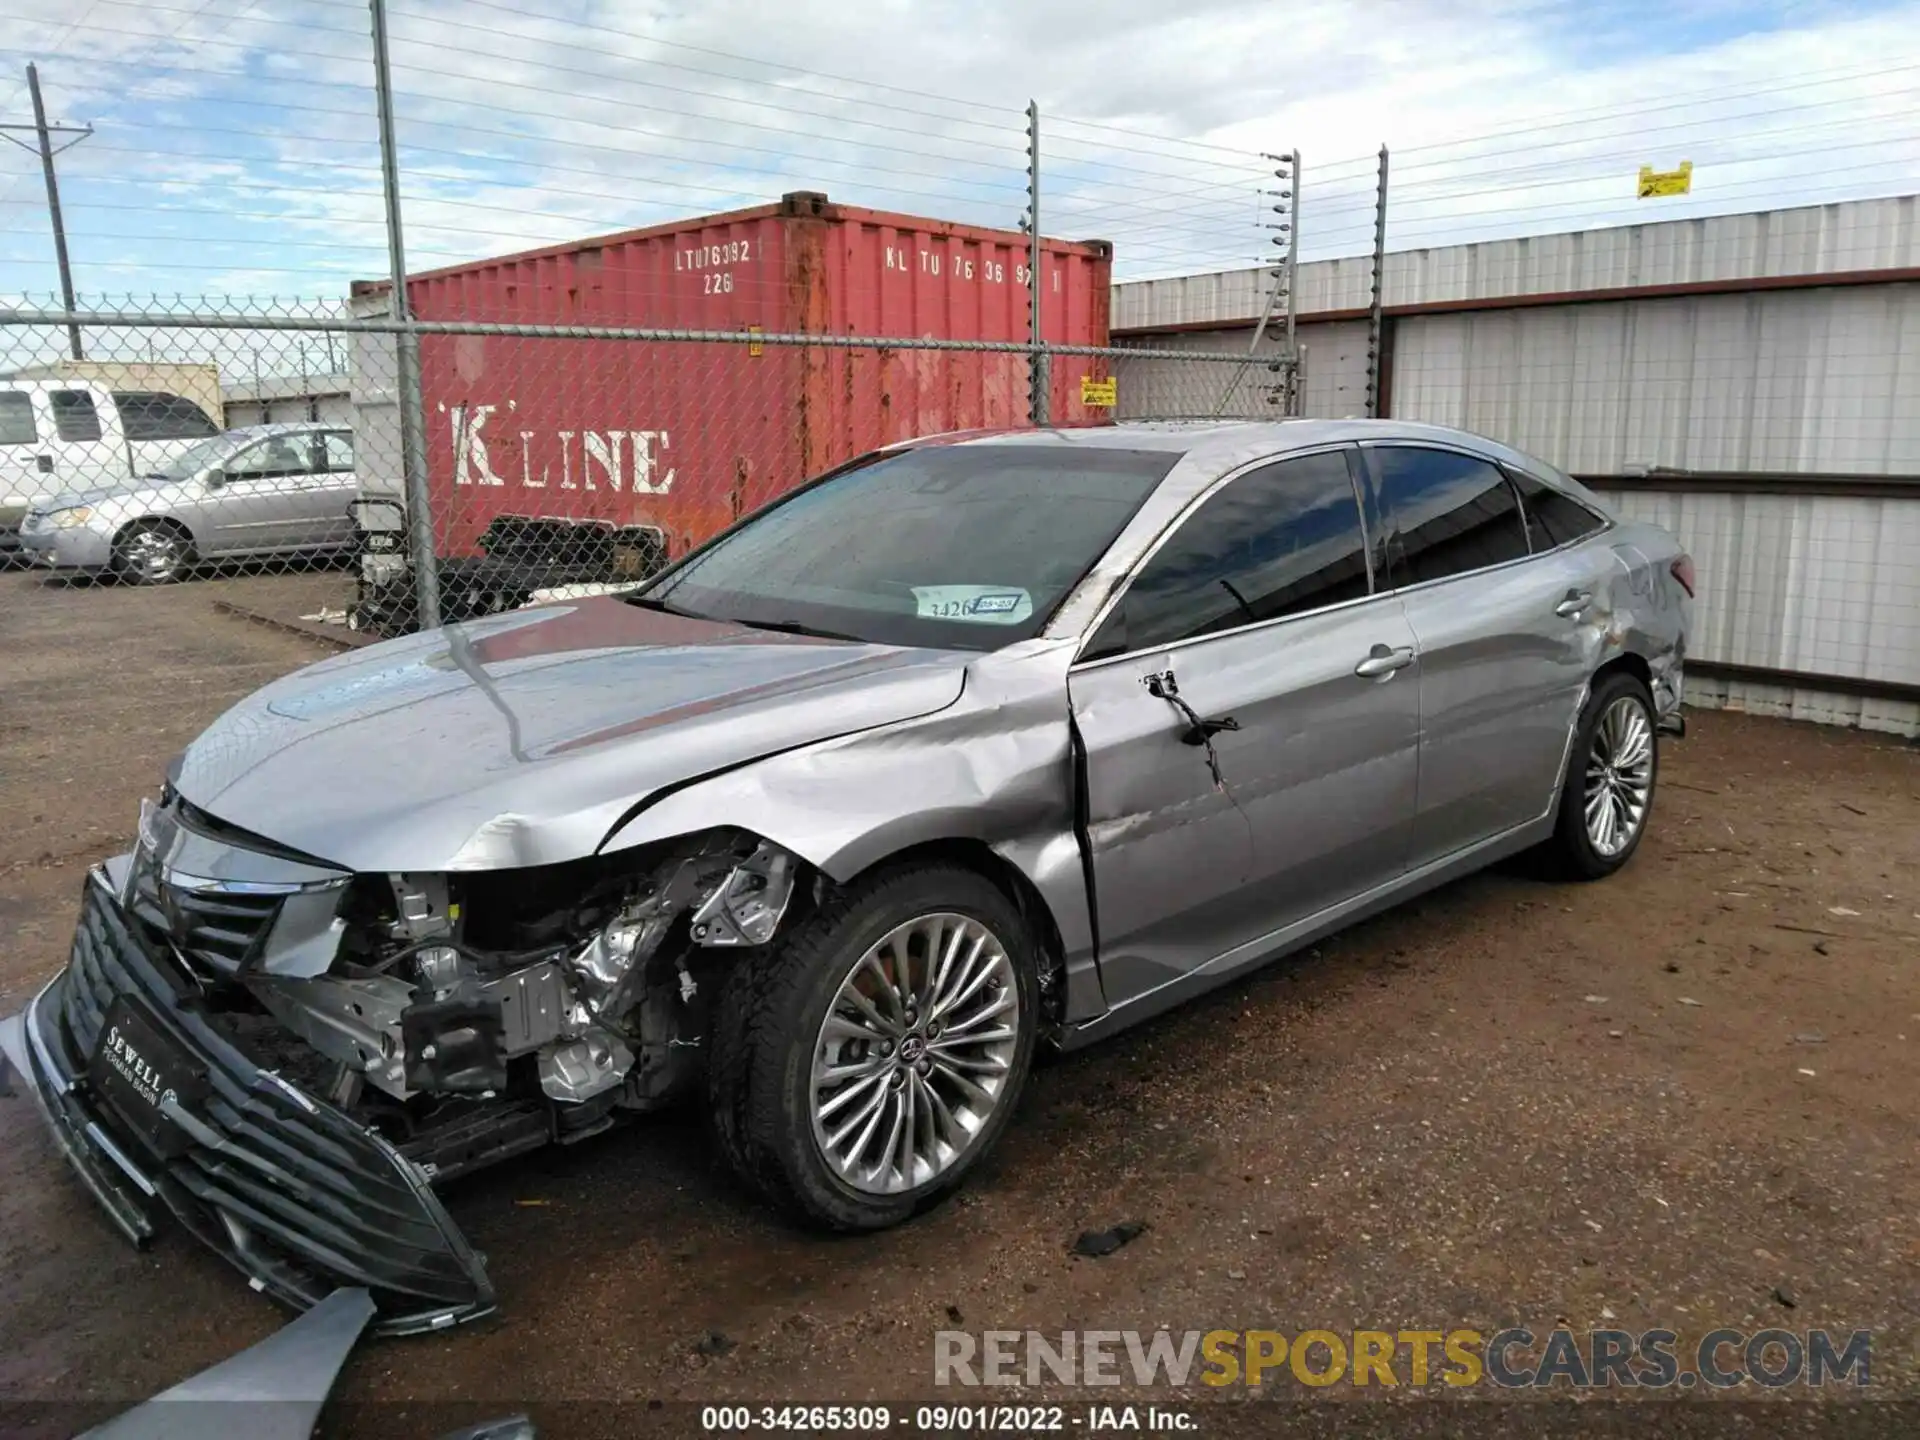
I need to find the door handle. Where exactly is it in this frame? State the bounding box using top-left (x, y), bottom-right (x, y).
top-left (1555, 589), bottom-right (1593, 618)
top-left (35, 455), bottom-right (53, 473)
top-left (1354, 643), bottom-right (1415, 679)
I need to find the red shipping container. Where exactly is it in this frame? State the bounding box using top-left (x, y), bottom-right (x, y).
top-left (354, 191), bottom-right (1113, 561)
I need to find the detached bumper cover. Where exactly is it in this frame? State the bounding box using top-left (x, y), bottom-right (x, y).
top-left (2, 870), bottom-right (495, 1336)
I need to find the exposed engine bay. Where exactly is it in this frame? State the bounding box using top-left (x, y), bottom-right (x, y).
top-left (137, 792), bottom-right (801, 1185)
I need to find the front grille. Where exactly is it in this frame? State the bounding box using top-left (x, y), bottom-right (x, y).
top-left (30, 875), bottom-right (495, 1333)
top-left (126, 850), bottom-right (283, 972)
top-left (122, 793), bottom-right (347, 977)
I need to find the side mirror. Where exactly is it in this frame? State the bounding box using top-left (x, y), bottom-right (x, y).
top-left (203, 467), bottom-right (227, 489)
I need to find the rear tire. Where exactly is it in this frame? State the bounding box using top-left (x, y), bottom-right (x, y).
top-left (707, 863), bottom-right (1040, 1231)
top-left (111, 521), bottom-right (193, 585)
top-left (1541, 670), bottom-right (1659, 880)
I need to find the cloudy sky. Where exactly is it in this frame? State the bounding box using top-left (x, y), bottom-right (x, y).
top-left (0, 0), bottom-right (1915, 305)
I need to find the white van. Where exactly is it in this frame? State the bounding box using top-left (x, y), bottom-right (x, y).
top-left (0, 380), bottom-right (223, 559)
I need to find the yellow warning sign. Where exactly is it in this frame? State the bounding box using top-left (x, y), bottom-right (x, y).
top-left (1637, 161), bottom-right (1693, 199)
top-left (1081, 375), bottom-right (1117, 407)
top-left (747, 324), bottom-right (764, 357)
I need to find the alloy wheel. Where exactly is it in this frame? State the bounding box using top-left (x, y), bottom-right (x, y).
top-left (1583, 694), bottom-right (1654, 857)
top-left (809, 911), bottom-right (1021, 1196)
top-left (122, 529), bottom-right (185, 583)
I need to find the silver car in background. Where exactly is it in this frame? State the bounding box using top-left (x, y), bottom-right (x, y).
top-left (1, 419), bottom-right (1691, 1333)
top-left (17, 421), bottom-right (359, 583)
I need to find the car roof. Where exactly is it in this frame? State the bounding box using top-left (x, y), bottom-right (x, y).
top-left (936, 418), bottom-right (1518, 461)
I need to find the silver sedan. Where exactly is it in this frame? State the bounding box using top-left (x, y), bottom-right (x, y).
top-left (2, 419), bottom-right (1691, 1332)
top-left (16, 422), bottom-right (359, 583)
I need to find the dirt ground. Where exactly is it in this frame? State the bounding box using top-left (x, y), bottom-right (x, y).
top-left (1, 566), bottom-right (1917, 1436)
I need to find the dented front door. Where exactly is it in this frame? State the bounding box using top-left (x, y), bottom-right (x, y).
top-left (1067, 648), bottom-right (1259, 1008)
top-left (1067, 447), bottom-right (1423, 1010)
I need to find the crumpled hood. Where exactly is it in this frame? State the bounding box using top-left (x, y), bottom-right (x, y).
top-left (173, 596), bottom-right (970, 872)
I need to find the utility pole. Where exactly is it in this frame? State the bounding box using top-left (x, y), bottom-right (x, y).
top-left (1, 64), bottom-right (92, 359)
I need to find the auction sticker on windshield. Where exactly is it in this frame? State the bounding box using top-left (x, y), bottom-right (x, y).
top-left (912, 585), bottom-right (1033, 624)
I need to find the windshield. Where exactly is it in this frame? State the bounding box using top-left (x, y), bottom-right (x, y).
top-left (635, 443), bottom-right (1180, 651)
top-left (152, 432), bottom-right (248, 480)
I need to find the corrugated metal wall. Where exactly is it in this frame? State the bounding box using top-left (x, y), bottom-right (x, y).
top-left (1111, 195), bottom-right (1920, 331)
top-left (1389, 284), bottom-right (1920, 473)
top-left (1593, 486), bottom-right (1919, 717)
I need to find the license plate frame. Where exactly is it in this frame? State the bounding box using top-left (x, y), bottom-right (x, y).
top-left (88, 996), bottom-right (210, 1161)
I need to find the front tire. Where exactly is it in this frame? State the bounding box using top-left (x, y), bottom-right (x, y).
top-left (111, 521), bottom-right (192, 585)
top-left (707, 863), bottom-right (1040, 1231)
top-left (1542, 670), bottom-right (1659, 880)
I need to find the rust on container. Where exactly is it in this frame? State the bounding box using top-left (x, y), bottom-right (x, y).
top-left (366, 192), bottom-right (1112, 563)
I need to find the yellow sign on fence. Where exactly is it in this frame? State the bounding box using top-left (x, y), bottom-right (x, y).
top-left (1081, 375), bottom-right (1117, 408)
top-left (1637, 161), bottom-right (1693, 198)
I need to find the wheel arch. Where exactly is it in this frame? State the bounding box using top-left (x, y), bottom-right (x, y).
top-left (1592, 651), bottom-right (1652, 694)
top-left (113, 512), bottom-right (198, 552)
top-left (830, 834), bottom-right (1071, 1030)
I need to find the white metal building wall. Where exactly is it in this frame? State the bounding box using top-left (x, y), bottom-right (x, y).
top-left (1112, 195), bottom-right (1920, 331)
top-left (1388, 284), bottom-right (1920, 474)
top-left (1592, 486), bottom-right (1920, 729)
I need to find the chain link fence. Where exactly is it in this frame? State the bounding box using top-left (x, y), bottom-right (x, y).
top-left (2, 3), bottom-right (1915, 737)
top-left (0, 294), bottom-right (1290, 635)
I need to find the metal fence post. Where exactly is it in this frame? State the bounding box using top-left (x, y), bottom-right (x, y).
top-left (1365, 144), bottom-right (1390, 420)
top-left (369, 0), bottom-right (440, 629)
top-left (1026, 100), bottom-right (1048, 428)
top-left (1224, 148), bottom-right (1300, 418)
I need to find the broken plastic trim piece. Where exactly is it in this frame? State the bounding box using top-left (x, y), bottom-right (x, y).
top-left (80, 1286), bottom-right (376, 1440)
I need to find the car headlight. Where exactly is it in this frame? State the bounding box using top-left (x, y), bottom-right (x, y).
top-left (46, 507), bottom-right (95, 529)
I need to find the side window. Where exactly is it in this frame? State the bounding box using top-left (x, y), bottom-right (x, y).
top-left (1508, 469), bottom-right (1607, 550)
top-left (113, 391), bottom-right (220, 441)
top-left (50, 390), bottom-right (103, 443)
top-left (1086, 450), bottom-right (1372, 658)
top-left (321, 432), bottom-right (355, 473)
top-left (0, 392), bottom-right (37, 445)
top-left (1368, 446), bottom-right (1530, 587)
top-left (224, 435), bottom-right (314, 480)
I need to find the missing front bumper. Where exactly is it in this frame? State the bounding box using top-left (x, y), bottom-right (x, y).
top-left (1, 870), bottom-right (495, 1337)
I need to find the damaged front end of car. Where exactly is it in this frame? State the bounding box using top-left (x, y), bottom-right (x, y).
top-left (0, 786), bottom-right (803, 1336)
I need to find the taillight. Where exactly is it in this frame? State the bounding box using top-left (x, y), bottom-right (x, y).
top-left (1670, 554), bottom-right (1696, 598)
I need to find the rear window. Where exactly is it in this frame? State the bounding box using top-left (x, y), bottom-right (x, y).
top-left (637, 444), bottom-right (1179, 651)
top-left (113, 391), bottom-right (221, 441)
top-left (50, 390), bottom-right (102, 443)
top-left (1509, 469), bottom-right (1608, 550)
top-left (0, 392), bottom-right (35, 445)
